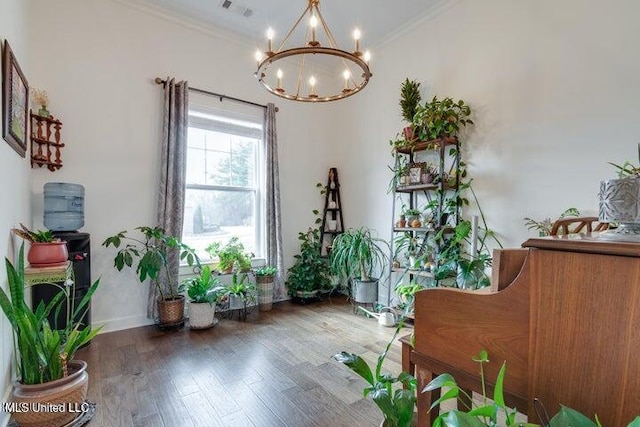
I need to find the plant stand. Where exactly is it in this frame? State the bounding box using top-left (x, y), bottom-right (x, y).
top-left (351, 279), bottom-right (377, 313)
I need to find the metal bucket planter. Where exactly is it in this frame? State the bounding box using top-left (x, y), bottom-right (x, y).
top-left (11, 360), bottom-right (88, 427)
top-left (599, 177), bottom-right (640, 238)
top-left (352, 279), bottom-right (378, 304)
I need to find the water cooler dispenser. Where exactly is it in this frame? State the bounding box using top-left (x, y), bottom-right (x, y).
top-left (32, 183), bottom-right (92, 333)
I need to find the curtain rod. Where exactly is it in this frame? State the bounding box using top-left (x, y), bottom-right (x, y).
top-left (154, 77), bottom-right (278, 112)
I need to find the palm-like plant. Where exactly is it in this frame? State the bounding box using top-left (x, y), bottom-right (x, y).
top-left (330, 227), bottom-right (389, 282)
top-left (0, 245), bottom-right (100, 385)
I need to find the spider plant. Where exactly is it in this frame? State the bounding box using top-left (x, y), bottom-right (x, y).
top-left (329, 227), bottom-right (389, 282)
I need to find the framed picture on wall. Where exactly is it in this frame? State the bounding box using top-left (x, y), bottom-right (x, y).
top-left (2, 40), bottom-right (29, 158)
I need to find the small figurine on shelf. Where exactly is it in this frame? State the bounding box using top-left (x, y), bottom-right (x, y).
top-left (31, 88), bottom-right (50, 118)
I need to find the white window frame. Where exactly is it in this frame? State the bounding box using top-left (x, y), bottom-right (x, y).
top-left (182, 105), bottom-right (266, 266)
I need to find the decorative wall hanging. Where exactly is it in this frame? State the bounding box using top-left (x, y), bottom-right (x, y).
top-left (2, 40), bottom-right (29, 157)
top-left (30, 111), bottom-right (64, 171)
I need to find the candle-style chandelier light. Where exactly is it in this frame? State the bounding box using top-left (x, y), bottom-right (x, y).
top-left (254, 0), bottom-right (373, 102)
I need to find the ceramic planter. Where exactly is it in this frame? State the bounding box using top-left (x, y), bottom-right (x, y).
top-left (11, 360), bottom-right (88, 427)
top-left (599, 177), bottom-right (640, 236)
top-left (27, 242), bottom-right (68, 267)
top-left (188, 302), bottom-right (216, 329)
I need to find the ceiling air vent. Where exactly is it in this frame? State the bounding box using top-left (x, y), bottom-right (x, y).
top-left (219, 0), bottom-right (253, 18)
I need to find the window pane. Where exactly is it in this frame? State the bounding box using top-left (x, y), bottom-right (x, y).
top-left (183, 188), bottom-right (258, 260)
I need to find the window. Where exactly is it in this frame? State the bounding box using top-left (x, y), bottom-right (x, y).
top-left (182, 103), bottom-right (265, 262)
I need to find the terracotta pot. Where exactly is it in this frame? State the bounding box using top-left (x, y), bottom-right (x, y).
top-left (157, 296), bottom-right (185, 326)
top-left (11, 360), bottom-right (88, 427)
top-left (403, 126), bottom-right (415, 142)
top-left (27, 242), bottom-right (68, 267)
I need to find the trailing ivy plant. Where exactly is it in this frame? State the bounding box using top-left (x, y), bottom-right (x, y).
top-left (413, 96), bottom-right (473, 141)
top-left (285, 201), bottom-right (331, 297)
top-left (430, 158), bottom-right (503, 289)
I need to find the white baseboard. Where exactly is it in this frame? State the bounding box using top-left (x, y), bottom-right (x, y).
top-left (1, 383), bottom-right (11, 427)
top-left (92, 314), bottom-right (154, 334)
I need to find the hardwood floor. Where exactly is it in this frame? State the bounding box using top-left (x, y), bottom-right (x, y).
top-left (77, 296), bottom-right (408, 427)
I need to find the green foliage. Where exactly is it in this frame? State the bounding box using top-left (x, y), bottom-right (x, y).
top-left (399, 78), bottom-right (422, 123)
top-left (333, 322), bottom-right (416, 427)
top-left (428, 174), bottom-right (502, 290)
top-left (286, 228), bottom-right (330, 296)
top-left (329, 227), bottom-right (389, 282)
top-left (102, 226), bottom-right (199, 300)
top-left (181, 266), bottom-right (225, 304)
top-left (609, 143), bottom-right (640, 178)
top-left (254, 265), bottom-right (277, 277)
top-left (0, 245), bottom-right (101, 385)
top-left (11, 223), bottom-right (60, 243)
top-left (523, 208), bottom-right (580, 237)
top-left (226, 272), bottom-right (256, 303)
top-left (206, 236), bottom-right (253, 273)
top-left (225, 273), bottom-right (257, 320)
top-left (412, 96), bottom-right (473, 141)
top-left (425, 351), bottom-right (640, 427)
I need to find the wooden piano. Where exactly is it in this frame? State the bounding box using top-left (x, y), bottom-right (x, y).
top-left (404, 234), bottom-right (640, 426)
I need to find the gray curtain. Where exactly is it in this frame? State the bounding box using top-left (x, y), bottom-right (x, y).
top-left (265, 103), bottom-right (285, 299)
top-left (149, 78), bottom-right (189, 319)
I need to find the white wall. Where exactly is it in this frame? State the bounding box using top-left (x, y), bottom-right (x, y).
top-left (27, 0), bottom-right (337, 332)
top-left (338, 0), bottom-right (640, 250)
top-left (24, 0), bottom-right (640, 333)
top-left (0, 0), bottom-right (31, 422)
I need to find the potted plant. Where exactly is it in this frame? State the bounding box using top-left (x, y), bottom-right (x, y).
top-left (286, 228), bottom-right (331, 300)
top-left (334, 322), bottom-right (416, 427)
top-left (395, 282), bottom-right (424, 313)
top-left (394, 233), bottom-right (424, 270)
top-left (206, 236), bottom-right (253, 274)
top-left (254, 265), bottom-right (277, 311)
top-left (524, 208), bottom-right (581, 236)
top-left (425, 350), bottom-right (640, 426)
top-left (181, 265), bottom-right (226, 329)
top-left (11, 224), bottom-right (68, 267)
top-left (403, 208), bottom-right (422, 228)
top-left (600, 145), bottom-right (640, 235)
top-left (399, 78), bottom-right (421, 141)
top-left (102, 226), bottom-right (199, 327)
top-left (225, 272), bottom-right (257, 321)
top-left (0, 245), bottom-right (101, 427)
top-left (412, 96), bottom-right (473, 141)
top-left (329, 227), bottom-right (389, 305)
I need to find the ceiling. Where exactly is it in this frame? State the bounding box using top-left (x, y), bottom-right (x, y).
top-left (136, 0), bottom-right (448, 49)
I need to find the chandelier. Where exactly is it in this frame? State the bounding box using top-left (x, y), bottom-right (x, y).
top-left (254, 0), bottom-right (373, 102)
